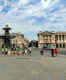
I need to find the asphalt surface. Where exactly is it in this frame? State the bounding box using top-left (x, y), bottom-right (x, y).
top-left (0, 55), bottom-right (66, 80)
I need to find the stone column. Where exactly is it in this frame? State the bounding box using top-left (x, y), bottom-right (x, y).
top-left (64, 35), bottom-right (65, 42)
top-left (65, 35), bottom-right (66, 48)
top-left (64, 35), bottom-right (66, 42)
top-left (65, 44), bottom-right (66, 48)
top-left (60, 44), bottom-right (63, 48)
top-left (61, 35), bottom-right (63, 42)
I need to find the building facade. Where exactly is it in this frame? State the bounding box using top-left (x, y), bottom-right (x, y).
top-left (11, 32), bottom-right (29, 48)
top-left (0, 32), bottom-right (29, 48)
top-left (38, 31), bottom-right (66, 49)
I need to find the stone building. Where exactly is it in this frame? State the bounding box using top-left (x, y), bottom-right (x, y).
top-left (0, 32), bottom-right (29, 48)
top-left (38, 31), bottom-right (66, 49)
top-left (11, 32), bottom-right (29, 48)
top-left (0, 24), bottom-right (29, 49)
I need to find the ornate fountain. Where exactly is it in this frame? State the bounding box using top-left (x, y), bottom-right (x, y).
top-left (0, 24), bottom-right (16, 48)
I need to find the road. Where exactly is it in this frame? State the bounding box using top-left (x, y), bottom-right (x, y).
top-left (0, 56), bottom-right (66, 80)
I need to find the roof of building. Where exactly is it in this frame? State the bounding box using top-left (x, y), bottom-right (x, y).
top-left (55, 32), bottom-right (66, 34)
top-left (38, 31), bottom-right (66, 35)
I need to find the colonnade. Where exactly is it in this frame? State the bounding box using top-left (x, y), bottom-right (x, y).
top-left (57, 35), bottom-right (66, 42)
top-left (56, 35), bottom-right (66, 48)
top-left (38, 32), bottom-right (66, 48)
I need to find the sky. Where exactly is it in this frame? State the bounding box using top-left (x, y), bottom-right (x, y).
top-left (0, 0), bottom-right (66, 40)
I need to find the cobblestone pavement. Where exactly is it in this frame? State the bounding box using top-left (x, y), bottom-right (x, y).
top-left (0, 56), bottom-right (66, 80)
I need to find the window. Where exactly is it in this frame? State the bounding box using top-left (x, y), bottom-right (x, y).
top-left (62, 35), bottom-right (64, 41)
top-left (63, 44), bottom-right (65, 48)
top-left (60, 44), bottom-right (62, 48)
top-left (56, 44), bottom-right (58, 48)
top-left (59, 35), bottom-right (61, 41)
top-left (55, 35), bottom-right (58, 41)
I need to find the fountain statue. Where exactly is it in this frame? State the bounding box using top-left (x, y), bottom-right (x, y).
top-left (0, 24), bottom-right (16, 48)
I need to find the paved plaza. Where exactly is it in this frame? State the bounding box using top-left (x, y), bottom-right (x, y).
top-left (0, 55), bottom-right (66, 80)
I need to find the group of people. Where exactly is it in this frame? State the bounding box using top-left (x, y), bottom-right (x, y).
top-left (40, 48), bottom-right (58, 57)
top-left (51, 48), bottom-right (58, 57)
top-left (0, 47), bottom-right (32, 56)
top-left (0, 46), bottom-right (58, 57)
top-left (23, 47), bottom-right (32, 56)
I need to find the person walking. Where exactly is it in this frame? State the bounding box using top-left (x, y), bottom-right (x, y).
top-left (25, 48), bottom-right (27, 56)
top-left (0, 48), bottom-right (2, 56)
top-left (29, 47), bottom-right (32, 56)
top-left (13, 47), bottom-right (16, 55)
top-left (28, 47), bottom-right (32, 56)
top-left (2, 48), bottom-right (5, 56)
top-left (5, 48), bottom-right (8, 56)
top-left (8, 49), bottom-right (11, 56)
top-left (22, 48), bottom-right (25, 56)
top-left (40, 49), bottom-right (43, 55)
top-left (16, 47), bottom-right (20, 56)
top-left (54, 48), bottom-right (58, 56)
top-left (51, 48), bottom-right (54, 57)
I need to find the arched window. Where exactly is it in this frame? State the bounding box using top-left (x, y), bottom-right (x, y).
top-left (60, 44), bottom-right (62, 48)
top-left (56, 44), bottom-right (58, 48)
top-left (59, 35), bottom-right (61, 41)
top-left (63, 44), bottom-right (65, 48)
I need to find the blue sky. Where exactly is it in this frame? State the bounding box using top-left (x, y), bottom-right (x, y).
top-left (0, 0), bottom-right (66, 40)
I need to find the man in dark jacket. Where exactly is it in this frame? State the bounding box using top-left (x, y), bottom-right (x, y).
top-left (40, 50), bottom-right (43, 55)
top-left (51, 48), bottom-right (54, 57)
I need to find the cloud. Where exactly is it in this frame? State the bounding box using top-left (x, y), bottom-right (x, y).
top-left (0, 0), bottom-right (66, 40)
top-left (19, 0), bottom-right (29, 5)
